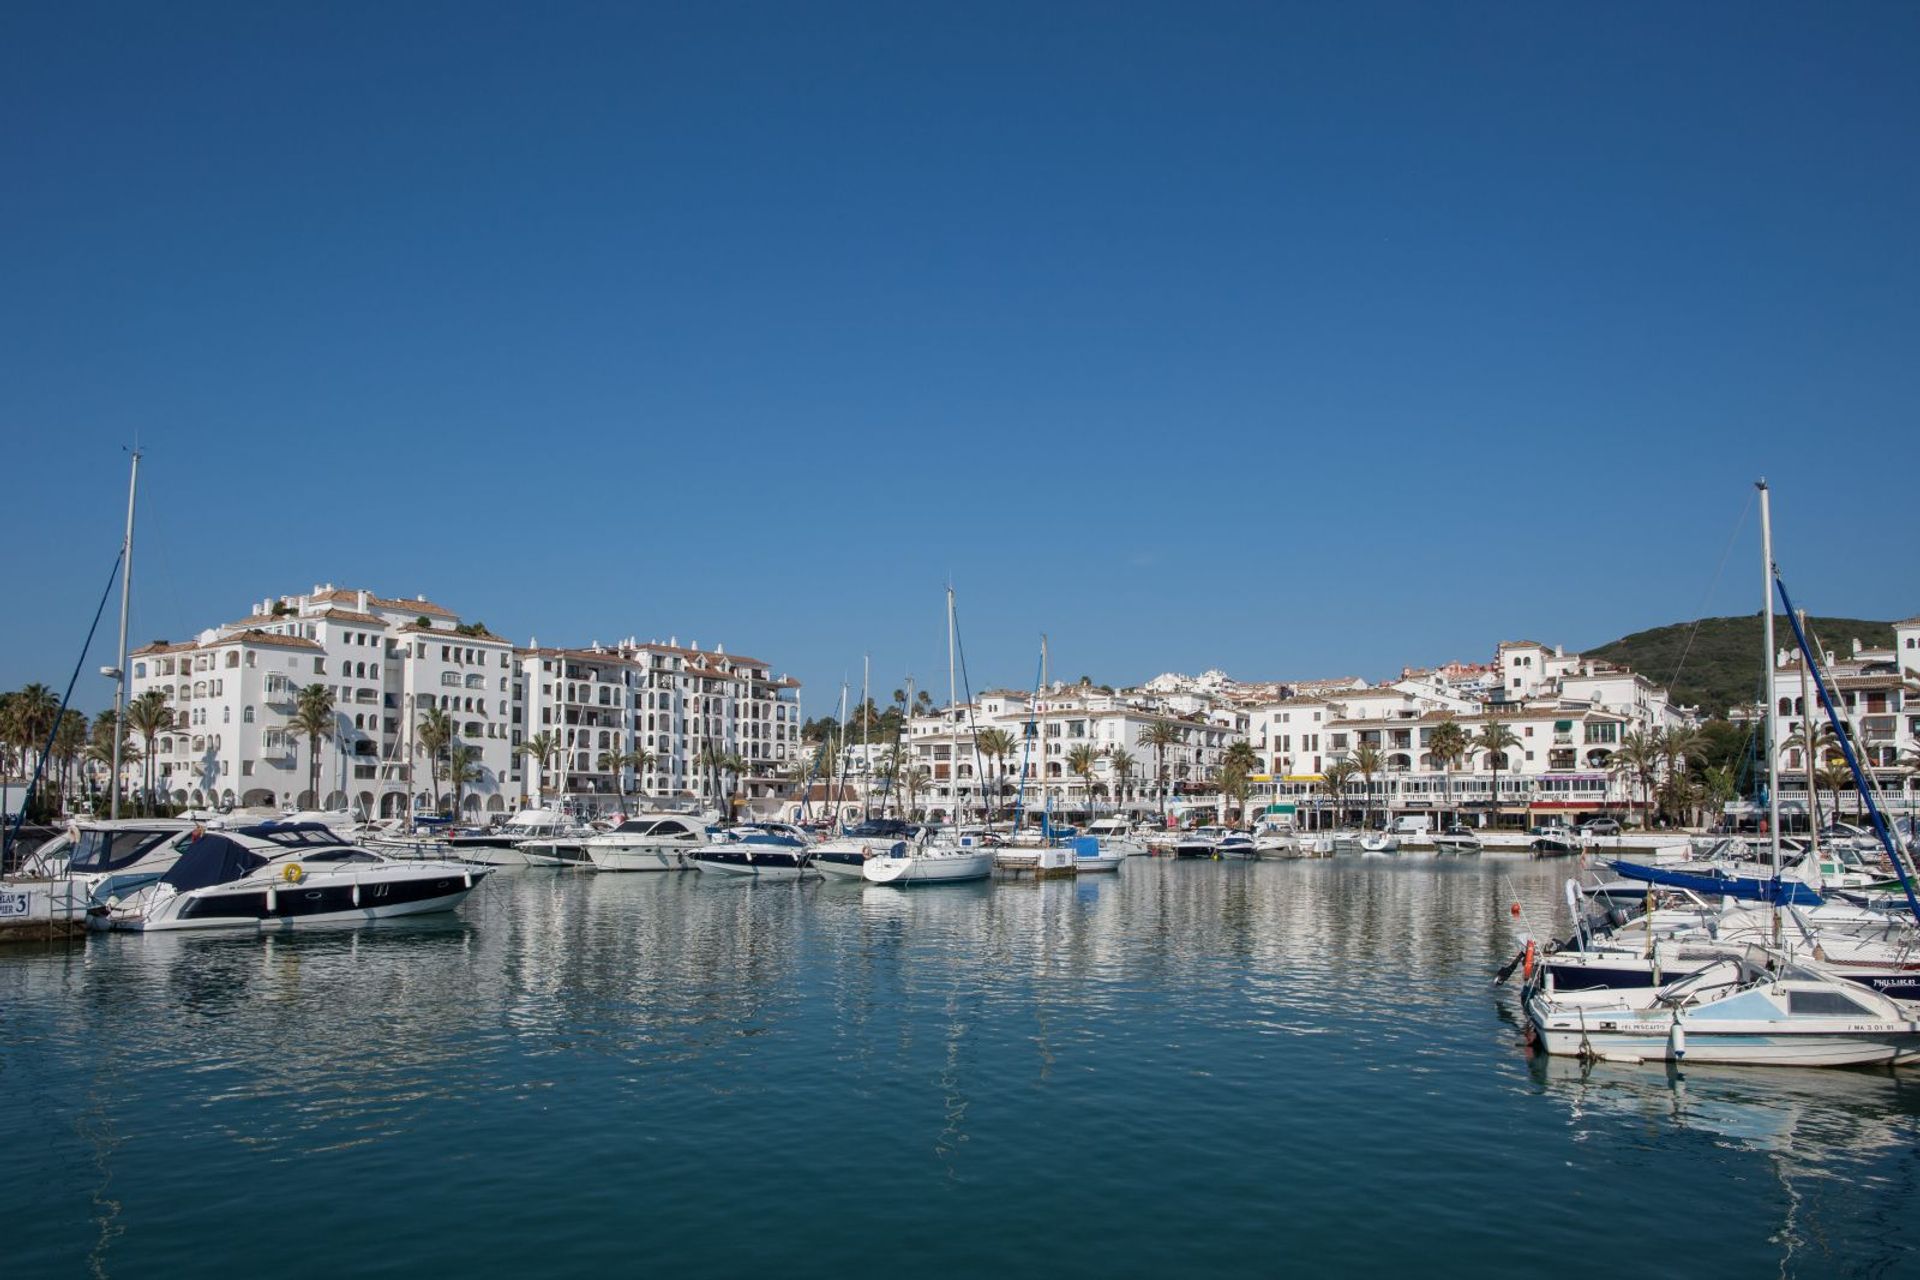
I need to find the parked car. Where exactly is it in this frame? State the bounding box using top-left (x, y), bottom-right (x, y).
top-left (1577, 819), bottom-right (1622, 837)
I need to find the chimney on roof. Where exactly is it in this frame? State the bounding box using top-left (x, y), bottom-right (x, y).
top-left (1555, 644), bottom-right (1564, 658)
top-left (715, 642), bottom-right (725, 654)
top-left (358, 590), bottom-right (369, 612)
top-left (417, 594), bottom-right (427, 603)
top-left (1852, 637), bottom-right (1862, 655)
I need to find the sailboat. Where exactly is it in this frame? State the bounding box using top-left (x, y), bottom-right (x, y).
top-left (862, 589), bottom-right (993, 886)
top-left (1524, 481), bottom-right (1920, 1065)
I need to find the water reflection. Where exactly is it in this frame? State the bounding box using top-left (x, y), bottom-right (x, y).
top-left (2, 856), bottom-right (1917, 1278)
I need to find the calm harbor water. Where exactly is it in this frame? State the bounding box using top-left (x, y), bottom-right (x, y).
top-left (4, 857), bottom-right (1918, 1278)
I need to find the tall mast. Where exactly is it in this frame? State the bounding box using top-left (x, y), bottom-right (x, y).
top-left (109, 450), bottom-right (140, 820)
top-left (861, 654), bottom-right (871, 820)
top-left (1759, 480), bottom-right (1782, 941)
top-left (948, 586), bottom-right (959, 823)
top-left (1798, 610), bottom-right (1820, 865)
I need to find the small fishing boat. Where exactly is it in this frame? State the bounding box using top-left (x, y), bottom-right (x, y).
top-left (98, 822), bottom-right (486, 931)
top-left (1432, 827), bottom-right (1482, 856)
top-left (1085, 817), bottom-right (1149, 858)
top-left (1524, 953), bottom-right (1920, 1067)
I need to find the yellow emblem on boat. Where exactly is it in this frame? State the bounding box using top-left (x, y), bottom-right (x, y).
top-left (282, 863), bottom-right (304, 884)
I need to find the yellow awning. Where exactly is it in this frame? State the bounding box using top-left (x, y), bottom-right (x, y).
top-left (1283, 774), bottom-right (1323, 783)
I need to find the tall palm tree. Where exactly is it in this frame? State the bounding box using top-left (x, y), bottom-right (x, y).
top-left (1610, 731), bottom-right (1661, 827)
top-left (7, 683), bottom-right (60, 786)
top-left (1139, 721), bottom-right (1183, 820)
top-left (1067, 743), bottom-right (1102, 817)
top-left (975, 727), bottom-right (1016, 814)
top-left (449, 743), bottom-right (483, 817)
top-left (1319, 759), bottom-right (1358, 828)
top-left (415, 706), bottom-right (455, 809)
top-left (1471, 721), bottom-right (1521, 829)
top-left (902, 766), bottom-right (931, 819)
top-left (291, 684), bottom-right (336, 808)
top-left (125, 688), bottom-right (174, 812)
top-left (1218, 762), bottom-right (1252, 824)
top-left (85, 709), bottom-right (134, 811)
top-left (1350, 741), bottom-right (1383, 828)
top-left (54, 709), bottom-right (86, 812)
top-left (516, 730), bottom-right (559, 805)
top-left (1427, 718), bottom-right (1470, 824)
top-left (1107, 748), bottom-right (1136, 809)
top-left (1813, 758), bottom-right (1854, 824)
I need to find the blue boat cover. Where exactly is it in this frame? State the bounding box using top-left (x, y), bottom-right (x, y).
top-left (1609, 859), bottom-right (1823, 906)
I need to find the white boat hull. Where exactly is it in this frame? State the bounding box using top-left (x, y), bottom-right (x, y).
top-left (585, 846), bottom-right (687, 872)
top-left (862, 849), bottom-right (995, 884)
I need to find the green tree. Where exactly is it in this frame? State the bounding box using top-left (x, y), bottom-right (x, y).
top-left (418, 707), bottom-right (456, 808)
top-left (1610, 731), bottom-right (1661, 827)
top-left (449, 743), bottom-right (483, 817)
top-left (1067, 743), bottom-right (1102, 817)
top-left (1319, 759), bottom-right (1357, 827)
top-left (125, 688), bottom-right (175, 812)
top-left (1218, 762), bottom-right (1251, 824)
top-left (975, 727), bottom-right (1017, 812)
top-left (1350, 741), bottom-right (1383, 828)
top-left (1471, 721), bottom-right (1521, 828)
top-left (1107, 747), bottom-right (1136, 807)
top-left (902, 766), bottom-right (931, 820)
top-left (1139, 721), bottom-right (1183, 818)
top-left (291, 684), bottom-right (336, 808)
top-left (516, 729), bottom-right (559, 804)
top-left (1427, 718), bottom-right (1470, 822)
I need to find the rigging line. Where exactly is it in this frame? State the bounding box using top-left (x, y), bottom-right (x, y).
top-left (949, 603), bottom-right (992, 818)
top-left (4, 549), bottom-right (124, 867)
top-left (1664, 488), bottom-right (1755, 694)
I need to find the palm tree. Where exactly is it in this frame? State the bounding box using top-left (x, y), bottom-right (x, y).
top-left (125, 688), bottom-right (174, 812)
top-left (7, 683), bottom-right (60, 787)
top-left (1319, 759), bottom-right (1357, 828)
top-left (291, 684), bottom-right (336, 808)
top-left (415, 707), bottom-right (454, 809)
top-left (1471, 721), bottom-right (1521, 830)
top-left (1610, 731), bottom-right (1661, 828)
top-left (54, 709), bottom-right (86, 811)
top-left (975, 727), bottom-right (1017, 814)
top-left (902, 766), bottom-right (931, 820)
top-left (1218, 762), bottom-right (1252, 824)
top-left (1107, 748), bottom-right (1136, 810)
top-left (85, 709), bottom-right (134, 810)
top-left (516, 730), bottom-right (559, 805)
top-left (1427, 718), bottom-right (1470, 824)
top-left (1814, 758), bottom-right (1854, 825)
top-left (1139, 721), bottom-right (1183, 819)
top-left (1350, 741), bottom-right (1383, 828)
top-left (449, 743), bottom-right (483, 818)
top-left (1067, 743), bottom-right (1102, 818)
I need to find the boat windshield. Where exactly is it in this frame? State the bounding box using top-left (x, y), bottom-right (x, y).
top-left (611, 820), bottom-right (659, 834)
top-left (846, 819), bottom-right (914, 839)
top-left (158, 835), bottom-right (268, 891)
top-left (235, 823), bottom-right (353, 849)
top-left (67, 829), bottom-right (176, 873)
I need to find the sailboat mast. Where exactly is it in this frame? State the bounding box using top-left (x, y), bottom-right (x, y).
top-left (948, 587), bottom-right (958, 824)
top-left (109, 450), bottom-right (140, 821)
top-left (1759, 480), bottom-right (1783, 940)
top-left (861, 654), bottom-right (870, 820)
top-left (1798, 610), bottom-right (1820, 862)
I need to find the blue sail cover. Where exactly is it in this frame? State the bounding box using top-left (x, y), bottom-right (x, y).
top-left (1609, 859), bottom-right (1823, 906)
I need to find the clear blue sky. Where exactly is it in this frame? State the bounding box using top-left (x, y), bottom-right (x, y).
top-left (4, 2), bottom-right (1917, 711)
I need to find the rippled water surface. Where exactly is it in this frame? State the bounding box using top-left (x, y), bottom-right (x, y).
top-left (5, 858), bottom-right (1918, 1277)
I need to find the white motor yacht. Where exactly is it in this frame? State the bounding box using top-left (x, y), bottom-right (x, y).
top-left (1085, 817), bottom-right (1149, 858)
top-left (99, 822), bottom-right (486, 931)
top-left (1215, 832), bottom-right (1257, 860)
top-left (1359, 832), bottom-right (1400, 856)
top-left (689, 826), bottom-right (817, 880)
top-left (12, 817), bottom-right (197, 906)
top-left (583, 813), bottom-right (711, 872)
top-left (810, 819), bottom-right (925, 880)
top-left (1174, 826), bottom-right (1229, 859)
top-left (447, 808), bottom-right (588, 866)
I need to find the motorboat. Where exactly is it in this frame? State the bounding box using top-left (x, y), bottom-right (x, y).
top-left (1251, 818), bottom-right (1298, 859)
top-left (1069, 834), bottom-right (1125, 873)
top-left (1174, 826), bottom-right (1229, 858)
top-left (583, 813), bottom-right (712, 872)
top-left (11, 817), bottom-right (197, 905)
top-left (448, 808), bottom-right (585, 863)
top-left (810, 818), bottom-right (926, 880)
top-left (1524, 952), bottom-right (1920, 1067)
top-left (689, 827), bottom-right (817, 880)
top-left (1215, 832), bottom-right (1257, 860)
top-left (861, 841), bottom-right (995, 885)
top-left (1330, 829), bottom-right (1365, 853)
top-left (1085, 817), bottom-right (1149, 858)
top-left (1358, 832), bottom-right (1399, 856)
top-left (98, 822), bottom-right (487, 931)
top-left (1432, 828), bottom-right (1482, 856)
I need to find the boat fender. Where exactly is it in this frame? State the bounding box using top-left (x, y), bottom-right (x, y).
top-left (283, 863), bottom-right (305, 884)
top-left (265, 886), bottom-right (277, 913)
top-left (462, 871), bottom-right (473, 889)
top-left (1668, 1021), bottom-right (1686, 1061)
top-left (1510, 902), bottom-right (1522, 918)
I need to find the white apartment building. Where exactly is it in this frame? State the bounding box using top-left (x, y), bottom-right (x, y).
top-left (128, 586), bottom-right (516, 817)
top-left (512, 637), bottom-right (802, 815)
top-left (1772, 620), bottom-right (1920, 815)
top-left (889, 684), bottom-right (1242, 820)
top-left (1250, 638), bottom-right (1688, 828)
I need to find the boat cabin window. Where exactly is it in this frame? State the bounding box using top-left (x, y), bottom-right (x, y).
top-left (613, 820), bottom-right (661, 835)
top-left (300, 850), bottom-right (382, 863)
top-left (68, 830), bottom-right (176, 872)
top-left (1785, 989), bottom-right (1875, 1018)
top-left (159, 836), bottom-right (269, 891)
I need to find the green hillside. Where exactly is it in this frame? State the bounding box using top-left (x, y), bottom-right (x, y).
top-left (1585, 615), bottom-right (1894, 717)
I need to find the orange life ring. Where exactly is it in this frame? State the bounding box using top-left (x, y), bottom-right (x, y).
top-left (1522, 940), bottom-right (1537, 980)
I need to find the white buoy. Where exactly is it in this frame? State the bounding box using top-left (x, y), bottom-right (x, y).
top-left (1668, 1021), bottom-right (1687, 1061)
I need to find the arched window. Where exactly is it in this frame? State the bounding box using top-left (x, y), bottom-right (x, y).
top-left (1779, 697), bottom-right (1793, 716)
top-left (243, 706), bottom-right (254, 723)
